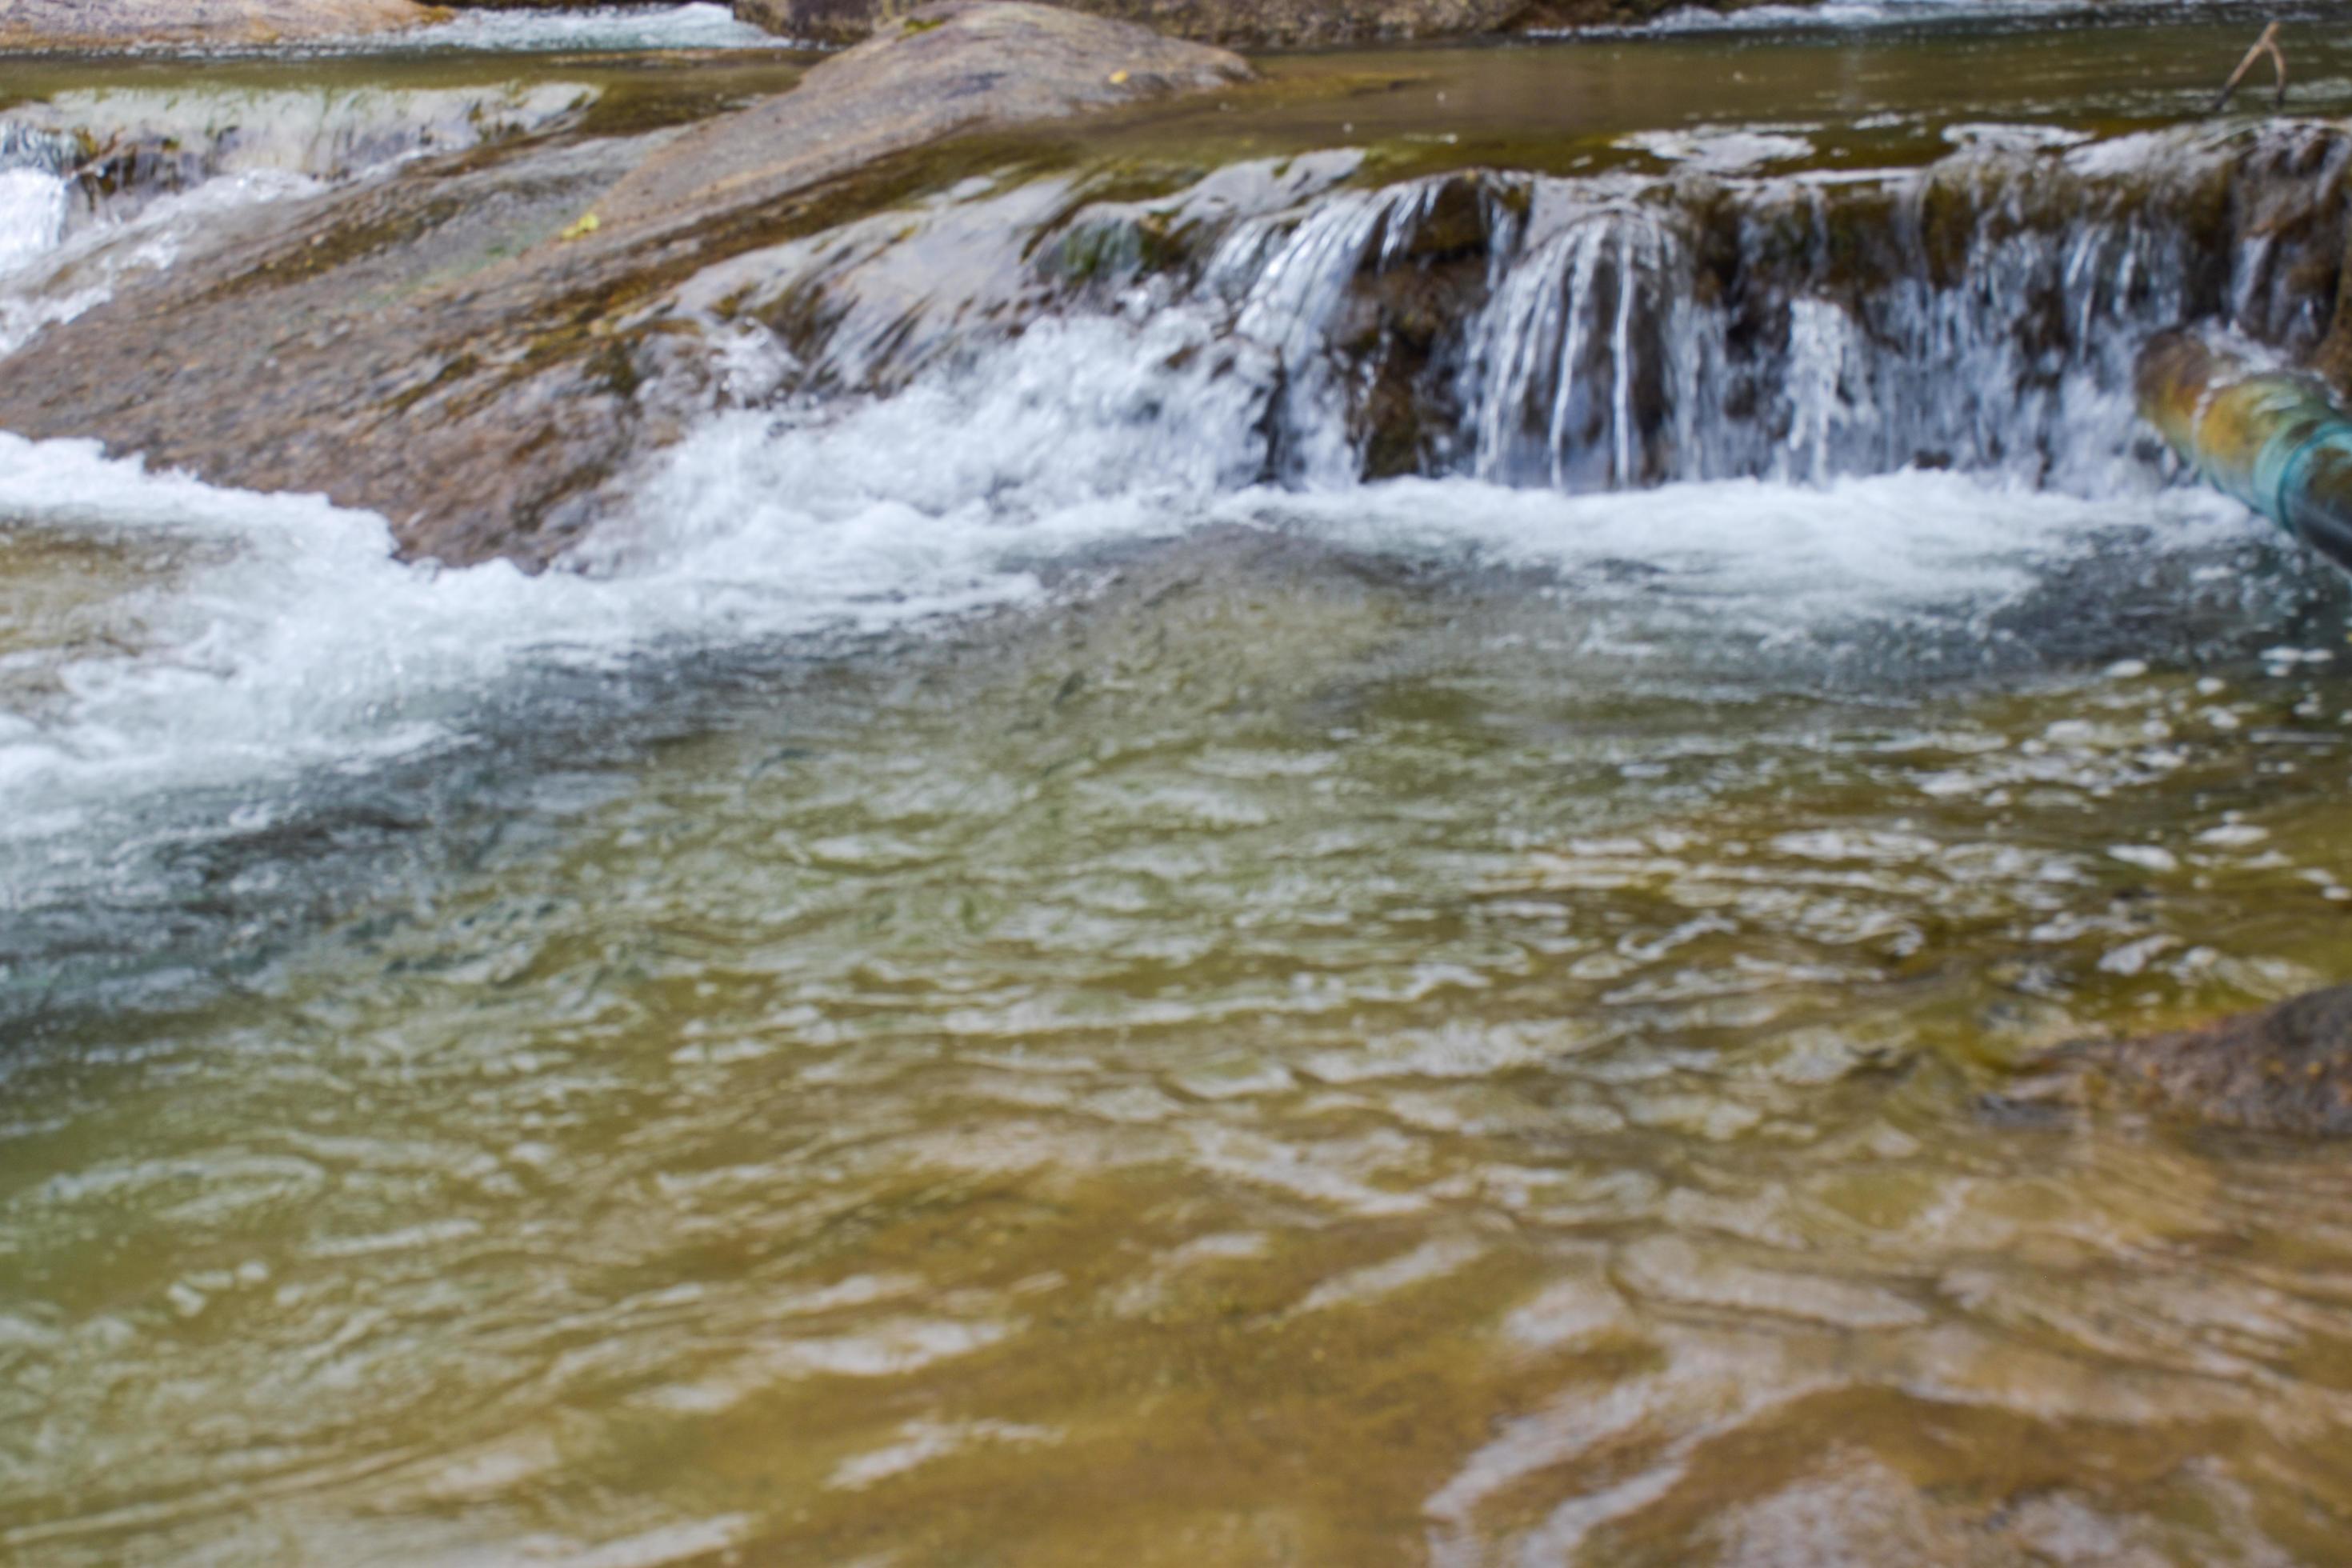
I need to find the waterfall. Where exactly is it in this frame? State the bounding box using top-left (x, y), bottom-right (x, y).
top-left (1202, 140), bottom-right (2278, 498)
top-left (0, 82), bottom-right (594, 265)
top-left (822, 121), bottom-right (2342, 506)
top-left (1440, 168), bottom-right (2200, 494)
top-left (0, 126), bottom-right (78, 272)
top-left (1467, 202), bottom-right (1684, 490)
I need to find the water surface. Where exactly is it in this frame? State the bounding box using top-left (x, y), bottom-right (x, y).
top-left (6, 10), bottom-right (2352, 1566)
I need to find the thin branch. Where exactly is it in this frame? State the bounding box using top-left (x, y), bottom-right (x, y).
top-left (2210, 20), bottom-right (2287, 115)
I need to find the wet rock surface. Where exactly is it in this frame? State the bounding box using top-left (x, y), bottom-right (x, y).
top-left (1998, 984), bottom-right (2352, 1137)
top-left (734, 0), bottom-right (1784, 49)
top-left (0, 2), bottom-right (1246, 568)
top-left (0, 0), bottom-right (437, 50)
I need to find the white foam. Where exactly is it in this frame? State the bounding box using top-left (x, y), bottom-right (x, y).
top-left (1222, 471), bottom-right (2247, 634)
top-left (1944, 122), bottom-right (2096, 154)
top-left (1567, 0), bottom-right (2230, 34)
top-left (374, 2), bottom-right (788, 53)
top-left (24, 2), bottom-right (788, 56)
top-left (0, 168), bottom-right (321, 361)
top-left (0, 85), bottom-right (592, 367)
top-left (0, 318), bottom-right (1252, 850)
top-left (1616, 127), bottom-right (1816, 173)
top-left (0, 295), bottom-right (2258, 879)
top-left (0, 170), bottom-right (68, 270)
top-left (0, 434), bottom-right (1018, 847)
top-left (10, 82), bottom-right (594, 184)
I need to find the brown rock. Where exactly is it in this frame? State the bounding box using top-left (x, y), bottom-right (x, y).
top-left (597, 0), bottom-right (1246, 237)
top-left (0, 2), bottom-right (1247, 569)
top-left (1994, 984), bottom-right (2352, 1138)
top-left (0, 0), bottom-right (437, 50)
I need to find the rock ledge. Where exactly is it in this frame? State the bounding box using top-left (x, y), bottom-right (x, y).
top-left (1996, 984), bottom-right (2352, 1138)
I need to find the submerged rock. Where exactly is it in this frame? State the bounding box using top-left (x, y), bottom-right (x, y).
top-left (0, 2), bottom-right (1246, 568)
top-left (1995, 985), bottom-right (2352, 1137)
top-left (734, 0), bottom-right (1796, 48)
top-left (0, 0), bottom-right (436, 50)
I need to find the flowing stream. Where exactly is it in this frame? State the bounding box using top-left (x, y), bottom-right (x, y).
top-left (7, 7), bottom-right (2352, 1565)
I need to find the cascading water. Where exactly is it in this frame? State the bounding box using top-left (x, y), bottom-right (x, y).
top-left (0, 80), bottom-right (596, 252)
top-left (0, 78), bottom-right (601, 366)
top-left (994, 123), bottom-right (2345, 504)
top-left (0, 125), bottom-right (78, 268)
top-left (342, 1), bottom-right (788, 53)
top-left (653, 118), bottom-right (2352, 550)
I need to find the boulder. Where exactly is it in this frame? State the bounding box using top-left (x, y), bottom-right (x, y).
top-left (734, 0), bottom-right (1779, 49)
top-left (0, 0), bottom-right (436, 49)
top-left (1993, 984), bottom-right (2352, 1138)
top-left (0, 2), bottom-right (1247, 569)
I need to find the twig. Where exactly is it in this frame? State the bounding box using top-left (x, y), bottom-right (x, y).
top-left (2210, 20), bottom-right (2287, 114)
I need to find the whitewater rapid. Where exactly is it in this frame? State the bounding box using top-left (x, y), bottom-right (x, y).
top-left (0, 102), bottom-right (2318, 1015)
top-left (0, 304), bottom-right (2259, 855)
top-left (390, 2), bottom-right (789, 52)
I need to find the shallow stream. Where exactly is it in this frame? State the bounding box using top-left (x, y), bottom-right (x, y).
top-left (7, 6), bottom-right (2352, 1564)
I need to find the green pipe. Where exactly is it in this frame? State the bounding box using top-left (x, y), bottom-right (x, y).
top-left (2135, 331), bottom-right (2352, 574)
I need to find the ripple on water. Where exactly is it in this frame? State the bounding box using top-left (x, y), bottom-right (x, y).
top-left (7, 354), bottom-right (2352, 1562)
